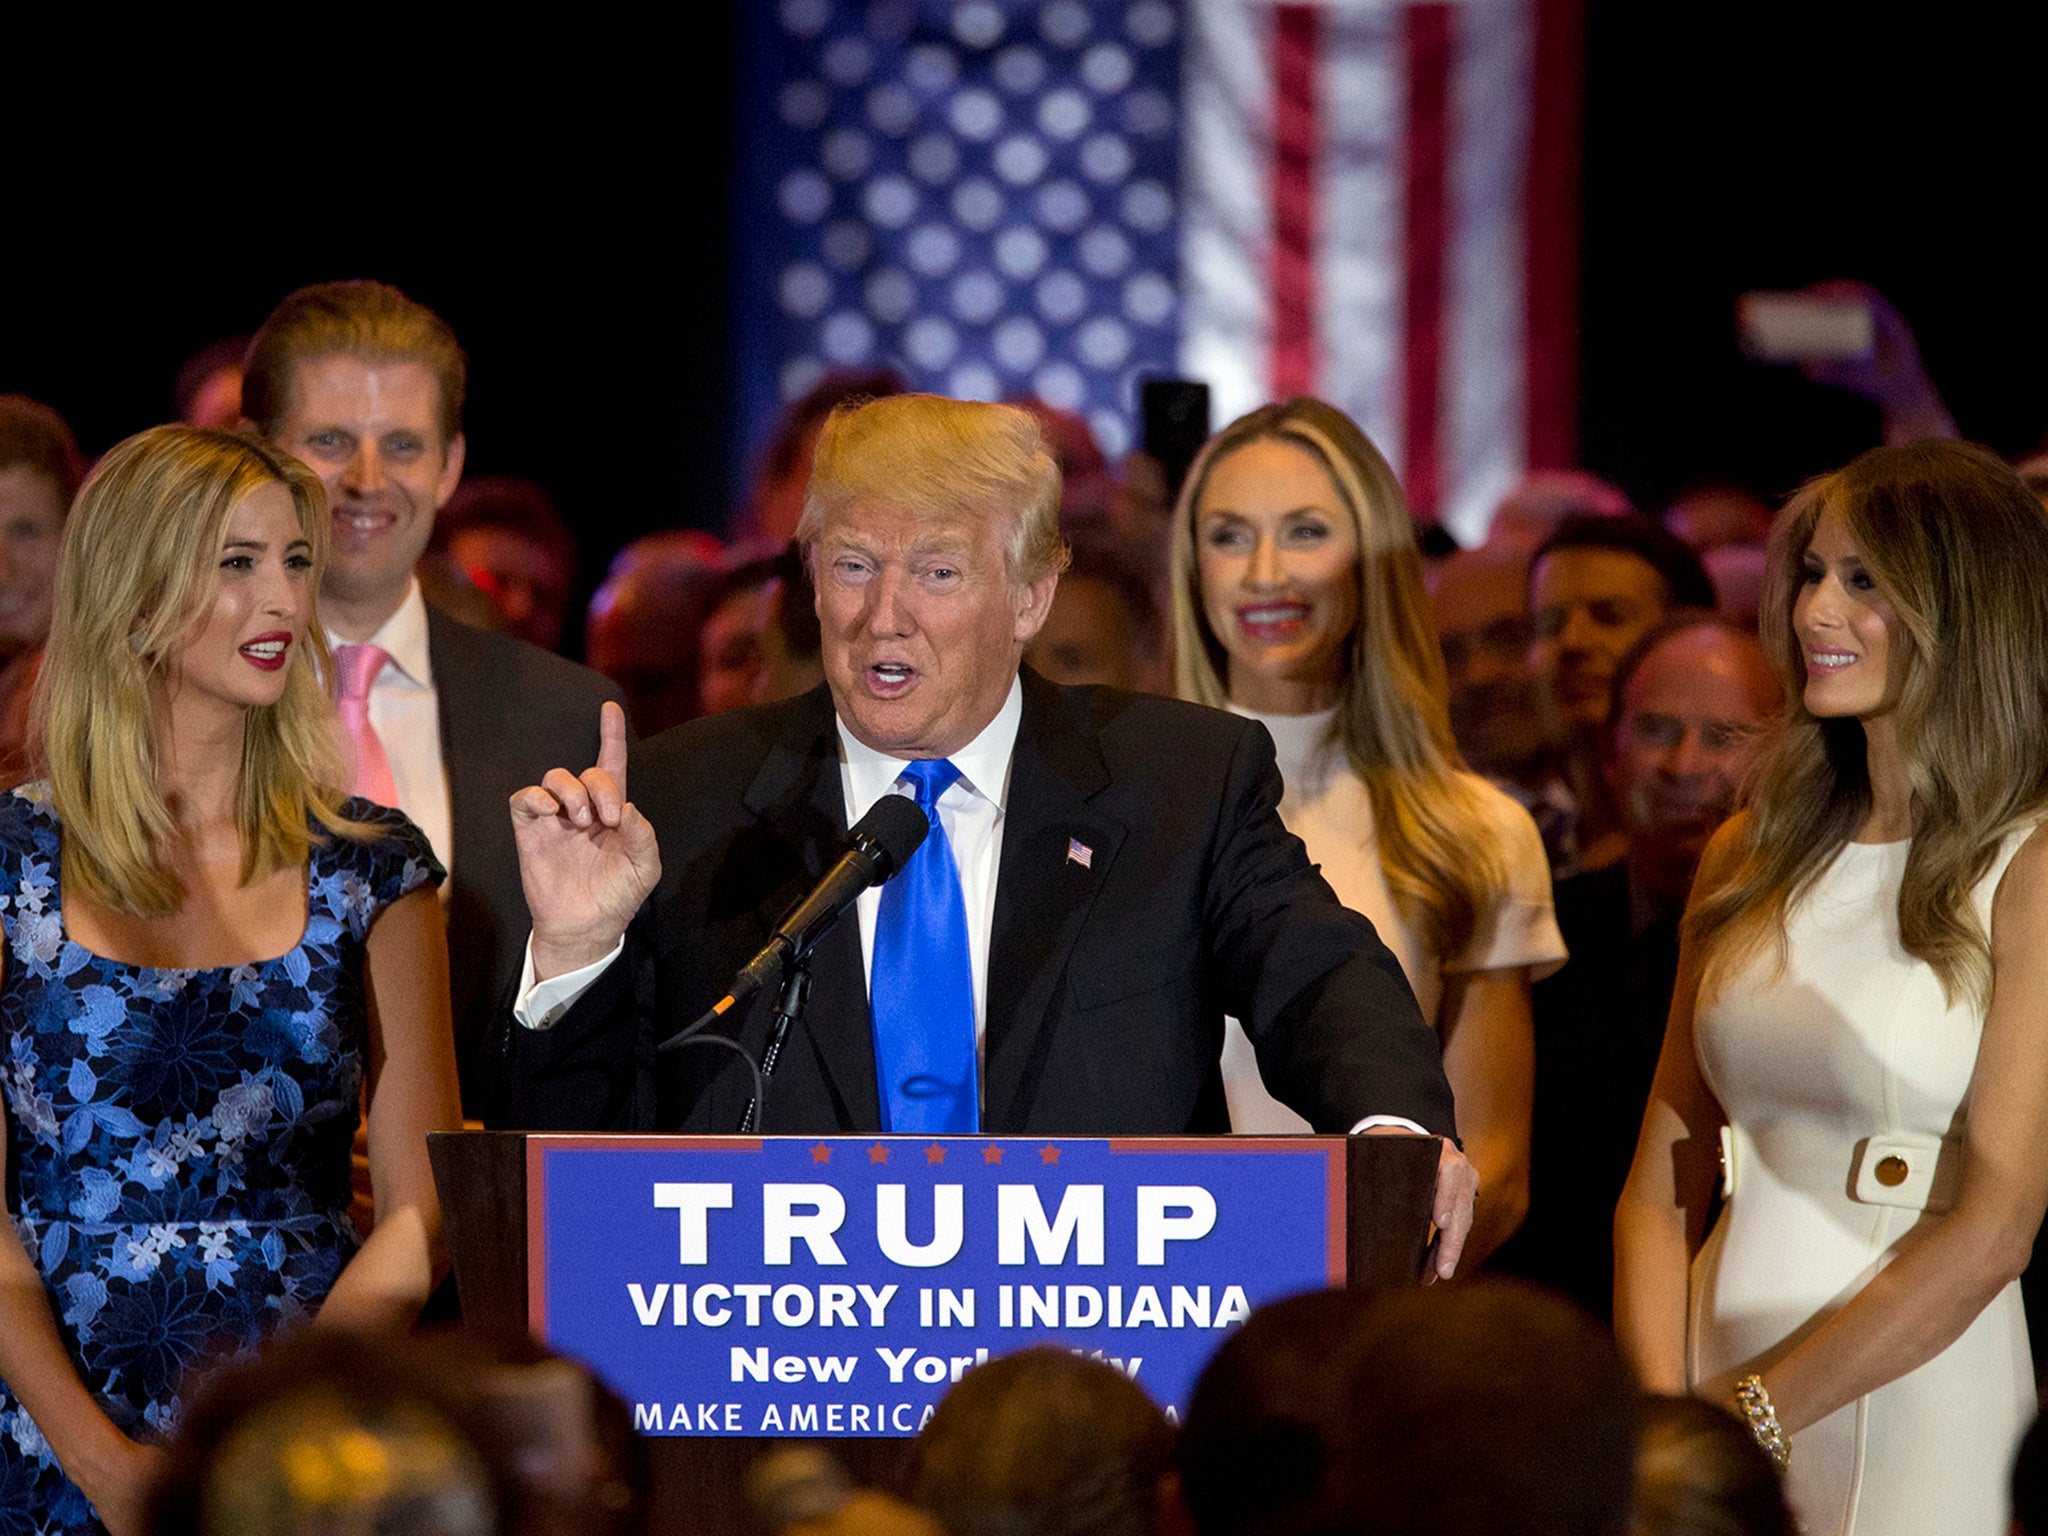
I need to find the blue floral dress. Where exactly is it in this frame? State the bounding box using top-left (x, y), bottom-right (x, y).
top-left (0, 786), bottom-right (442, 1534)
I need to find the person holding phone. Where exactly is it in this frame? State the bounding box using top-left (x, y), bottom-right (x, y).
top-left (0, 428), bottom-right (461, 1535)
top-left (1614, 441), bottom-right (2048, 1533)
top-left (1169, 398), bottom-right (1564, 1266)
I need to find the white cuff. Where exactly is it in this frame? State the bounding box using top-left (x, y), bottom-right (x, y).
top-left (514, 935), bottom-right (626, 1030)
top-left (1348, 1115), bottom-right (1432, 1136)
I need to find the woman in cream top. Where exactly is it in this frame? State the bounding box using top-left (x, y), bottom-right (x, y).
top-left (1171, 398), bottom-right (1564, 1265)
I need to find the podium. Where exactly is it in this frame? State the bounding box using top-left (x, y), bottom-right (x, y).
top-left (430, 1131), bottom-right (1440, 1536)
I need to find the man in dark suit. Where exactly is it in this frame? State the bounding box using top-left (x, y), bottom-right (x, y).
top-left (1489, 612), bottom-right (1777, 1316)
top-left (504, 395), bottom-right (1478, 1275)
top-left (244, 281), bottom-right (621, 1122)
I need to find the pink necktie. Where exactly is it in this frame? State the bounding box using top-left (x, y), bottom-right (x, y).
top-left (334, 643), bottom-right (400, 806)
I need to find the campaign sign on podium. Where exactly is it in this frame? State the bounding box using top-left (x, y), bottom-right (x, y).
top-left (527, 1135), bottom-right (1344, 1437)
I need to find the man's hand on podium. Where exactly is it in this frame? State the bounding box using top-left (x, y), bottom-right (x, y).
top-left (1363, 1126), bottom-right (1478, 1282)
top-left (512, 701), bottom-right (662, 982)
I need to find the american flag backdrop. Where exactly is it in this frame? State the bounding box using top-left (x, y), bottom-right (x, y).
top-left (735, 0), bottom-right (1582, 543)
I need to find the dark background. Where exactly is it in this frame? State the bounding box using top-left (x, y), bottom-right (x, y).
top-left (1579, 9), bottom-right (2048, 506)
top-left (6, 11), bottom-right (2045, 581)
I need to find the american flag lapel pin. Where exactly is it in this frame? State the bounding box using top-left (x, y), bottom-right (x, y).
top-left (1067, 838), bottom-right (1093, 869)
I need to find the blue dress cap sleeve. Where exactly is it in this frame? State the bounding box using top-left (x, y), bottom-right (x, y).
top-left (320, 799), bottom-right (446, 939)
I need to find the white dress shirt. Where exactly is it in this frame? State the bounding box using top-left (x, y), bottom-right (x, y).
top-left (835, 676), bottom-right (1018, 1052)
top-left (327, 578), bottom-right (454, 886)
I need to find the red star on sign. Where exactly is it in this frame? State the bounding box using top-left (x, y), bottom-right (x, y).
top-left (1040, 1144), bottom-right (1061, 1165)
top-left (925, 1144), bottom-right (948, 1165)
top-left (982, 1144), bottom-right (1005, 1165)
top-left (811, 1143), bottom-right (832, 1164)
top-left (868, 1143), bottom-right (890, 1164)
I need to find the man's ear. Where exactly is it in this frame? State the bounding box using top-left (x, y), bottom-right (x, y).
top-left (1013, 569), bottom-right (1060, 645)
top-left (435, 432), bottom-right (468, 510)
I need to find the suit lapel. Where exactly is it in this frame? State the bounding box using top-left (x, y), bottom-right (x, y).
top-left (422, 606), bottom-right (495, 1036)
top-left (983, 672), bottom-right (1126, 1131)
top-left (425, 606), bottom-right (487, 872)
top-left (740, 688), bottom-right (880, 1130)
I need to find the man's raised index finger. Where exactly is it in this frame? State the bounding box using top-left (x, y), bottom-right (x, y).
top-left (597, 700), bottom-right (629, 795)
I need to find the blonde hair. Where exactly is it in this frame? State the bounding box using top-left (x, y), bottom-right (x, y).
top-left (1171, 399), bottom-right (1502, 963)
top-left (797, 394), bottom-right (1071, 585)
top-left (1689, 440), bottom-right (2048, 1008)
top-left (242, 280), bottom-right (466, 446)
top-left (31, 426), bottom-right (369, 918)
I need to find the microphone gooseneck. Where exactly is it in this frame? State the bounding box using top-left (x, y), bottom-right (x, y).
top-left (657, 792), bottom-right (931, 1057)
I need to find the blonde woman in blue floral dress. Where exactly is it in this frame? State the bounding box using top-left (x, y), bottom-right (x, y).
top-left (0, 429), bottom-right (461, 1535)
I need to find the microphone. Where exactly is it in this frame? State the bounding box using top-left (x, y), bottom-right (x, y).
top-left (657, 792), bottom-right (929, 1055)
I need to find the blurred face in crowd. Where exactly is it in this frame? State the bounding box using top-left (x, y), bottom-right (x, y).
top-left (1430, 548), bottom-right (1544, 780)
top-left (448, 525), bottom-right (571, 652)
top-left (1793, 506), bottom-right (1906, 722)
top-left (0, 464), bottom-right (66, 656)
top-left (168, 483), bottom-right (313, 717)
top-left (271, 355), bottom-right (465, 636)
top-left (586, 577), bottom-right (709, 737)
top-left (815, 497), bottom-right (1055, 757)
top-left (1194, 438), bottom-right (1360, 714)
top-left (1026, 574), bottom-right (1152, 691)
top-left (1664, 484), bottom-right (1773, 553)
top-left (754, 420), bottom-right (826, 544)
top-left (182, 365), bottom-right (244, 432)
top-left (1604, 626), bottom-right (1778, 876)
top-left (698, 578), bottom-right (775, 716)
top-left (1529, 548), bottom-right (1671, 745)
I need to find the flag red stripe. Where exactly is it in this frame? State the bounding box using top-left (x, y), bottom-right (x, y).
top-left (1402, 4), bottom-right (1451, 519)
top-left (1526, 0), bottom-right (1584, 470)
top-left (1269, 4), bottom-right (1320, 398)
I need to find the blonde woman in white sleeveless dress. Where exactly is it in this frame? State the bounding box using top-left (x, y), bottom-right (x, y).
top-left (1615, 441), bottom-right (2048, 1534)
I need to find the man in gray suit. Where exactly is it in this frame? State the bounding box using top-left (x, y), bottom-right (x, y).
top-left (245, 281), bottom-right (622, 1122)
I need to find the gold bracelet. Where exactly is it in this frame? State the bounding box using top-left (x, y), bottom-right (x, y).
top-left (1732, 1374), bottom-right (1790, 1472)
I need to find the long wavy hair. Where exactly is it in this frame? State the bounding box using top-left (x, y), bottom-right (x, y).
top-left (30, 426), bottom-right (370, 918)
top-left (1170, 398), bottom-right (1502, 964)
top-left (1688, 440), bottom-right (2048, 1009)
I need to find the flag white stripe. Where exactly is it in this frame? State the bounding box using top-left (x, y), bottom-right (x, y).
top-left (1178, 0), bottom-right (1275, 430)
top-left (1440, 0), bottom-right (1534, 544)
top-left (1315, 0), bottom-right (1409, 477)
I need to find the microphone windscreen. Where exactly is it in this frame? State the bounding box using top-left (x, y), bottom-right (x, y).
top-left (855, 791), bottom-right (931, 877)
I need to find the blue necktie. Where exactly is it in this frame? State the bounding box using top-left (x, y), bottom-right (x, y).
top-left (869, 759), bottom-right (979, 1133)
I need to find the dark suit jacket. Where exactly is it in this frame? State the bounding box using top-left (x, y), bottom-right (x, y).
top-left (424, 606), bottom-right (622, 1121)
top-left (502, 671), bottom-right (1455, 1137)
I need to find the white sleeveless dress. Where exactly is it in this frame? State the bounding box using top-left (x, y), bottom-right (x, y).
top-left (1691, 833), bottom-right (2036, 1535)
